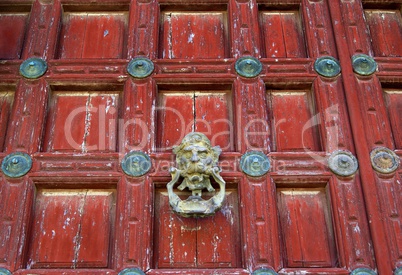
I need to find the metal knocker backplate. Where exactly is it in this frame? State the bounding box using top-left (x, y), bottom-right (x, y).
top-left (167, 132), bottom-right (225, 218)
top-left (127, 57), bottom-right (154, 78)
top-left (1, 152), bottom-right (32, 178)
top-left (20, 57), bottom-right (48, 79)
top-left (235, 56), bottom-right (262, 78)
top-left (240, 151), bottom-right (270, 177)
top-left (121, 151), bottom-right (152, 177)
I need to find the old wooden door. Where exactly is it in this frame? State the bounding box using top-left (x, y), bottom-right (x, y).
top-left (0, 0), bottom-right (401, 274)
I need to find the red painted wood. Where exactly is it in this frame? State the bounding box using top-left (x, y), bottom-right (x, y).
top-left (160, 11), bottom-right (228, 59)
top-left (268, 90), bottom-right (320, 152)
top-left (260, 11), bottom-right (307, 58)
top-left (365, 9), bottom-right (402, 57)
top-left (154, 188), bottom-right (240, 268)
top-left (44, 93), bottom-right (119, 152)
top-left (58, 11), bottom-right (128, 59)
top-left (27, 189), bottom-right (115, 268)
top-left (0, 13), bottom-right (29, 59)
top-left (383, 90), bottom-right (402, 149)
top-left (277, 187), bottom-right (337, 267)
top-left (0, 92), bottom-right (13, 151)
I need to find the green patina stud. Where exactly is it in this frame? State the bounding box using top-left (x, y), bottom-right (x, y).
top-left (240, 151), bottom-right (270, 177)
top-left (127, 57), bottom-right (154, 78)
top-left (252, 268), bottom-right (278, 275)
top-left (235, 56), bottom-right (262, 78)
top-left (314, 56), bottom-right (341, 77)
top-left (350, 268), bottom-right (377, 275)
top-left (1, 152), bottom-right (32, 178)
top-left (328, 150), bottom-right (359, 177)
top-left (121, 151), bottom-right (152, 177)
top-left (352, 54), bottom-right (377, 76)
top-left (20, 57), bottom-right (47, 79)
top-left (118, 268), bottom-right (145, 275)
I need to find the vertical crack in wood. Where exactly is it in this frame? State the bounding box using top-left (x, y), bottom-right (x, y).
top-left (73, 190), bottom-right (88, 268)
top-left (82, 95), bottom-right (92, 153)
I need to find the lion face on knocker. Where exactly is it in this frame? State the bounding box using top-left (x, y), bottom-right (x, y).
top-left (173, 133), bottom-right (222, 192)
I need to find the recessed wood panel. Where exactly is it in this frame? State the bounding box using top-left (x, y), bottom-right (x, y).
top-left (44, 92), bottom-right (119, 152)
top-left (58, 11), bottom-right (128, 59)
top-left (267, 90), bottom-right (321, 152)
top-left (365, 10), bottom-right (402, 57)
top-left (159, 11), bottom-right (228, 59)
top-left (277, 187), bottom-right (337, 268)
top-left (0, 92), bottom-right (13, 151)
top-left (260, 11), bottom-right (307, 58)
top-left (153, 188), bottom-right (241, 268)
top-left (27, 188), bottom-right (116, 269)
top-left (157, 91), bottom-right (233, 151)
top-left (0, 12), bottom-right (28, 59)
top-left (383, 90), bottom-right (402, 149)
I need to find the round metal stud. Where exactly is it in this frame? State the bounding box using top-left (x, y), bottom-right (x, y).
top-left (314, 56), bottom-right (341, 77)
top-left (121, 151), bottom-right (152, 177)
top-left (394, 267), bottom-right (402, 275)
top-left (350, 268), bottom-right (377, 275)
top-left (370, 147), bottom-right (399, 174)
top-left (1, 152), bottom-right (32, 178)
top-left (19, 57), bottom-right (47, 79)
top-left (352, 54), bottom-right (377, 76)
top-left (240, 151), bottom-right (270, 177)
top-left (328, 150), bottom-right (359, 177)
top-left (118, 268), bottom-right (145, 275)
top-left (252, 268), bottom-right (278, 275)
top-left (127, 57), bottom-right (154, 78)
top-left (0, 268), bottom-right (12, 275)
top-left (235, 56), bottom-right (262, 78)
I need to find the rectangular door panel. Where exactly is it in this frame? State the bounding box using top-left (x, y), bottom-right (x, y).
top-left (0, 11), bottom-right (29, 59)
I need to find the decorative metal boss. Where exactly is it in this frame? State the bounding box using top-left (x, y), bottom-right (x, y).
top-left (118, 268), bottom-right (145, 275)
top-left (235, 56), bottom-right (262, 78)
top-left (240, 151), bottom-right (270, 177)
top-left (352, 54), bottom-right (377, 76)
top-left (350, 268), bottom-right (377, 275)
top-left (328, 150), bottom-right (358, 177)
top-left (1, 152), bottom-right (32, 178)
top-left (121, 151), bottom-right (152, 177)
top-left (127, 57), bottom-right (154, 78)
top-left (20, 57), bottom-right (48, 79)
top-left (252, 268), bottom-right (278, 275)
top-left (167, 132), bottom-right (225, 217)
top-left (370, 147), bottom-right (399, 174)
top-left (314, 56), bottom-right (341, 77)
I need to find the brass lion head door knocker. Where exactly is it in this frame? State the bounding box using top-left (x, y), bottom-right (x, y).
top-left (167, 132), bottom-right (225, 217)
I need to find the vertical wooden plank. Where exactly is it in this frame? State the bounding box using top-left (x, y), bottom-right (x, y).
top-left (122, 79), bottom-right (155, 153)
top-left (260, 11), bottom-right (307, 58)
top-left (229, 0), bottom-right (261, 57)
top-left (5, 80), bottom-right (49, 154)
top-left (156, 93), bottom-right (194, 151)
top-left (58, 12), bottom-right (128, 59)
top-left (277, 187), bottom-right (337, 267)
top-left (383, 90), bottom-right (402, 149)
top-left (0, 13), bottom-right (29, 59)
top-left (0, 92), bottom-right (13, 152)
top-left (128, 0), bottom-right (158, 58)
top-left (268, 90), bottom-right (320, 152)
top-left (194, 93), bottom-right (233, 151)
top-left (235, 79), bottom-right (270, 153)
top-left (160, 12), bottom-right (227, 59)
top-left (22, 0), bottom-right (62, 59)
top-left (365, 10), bottom-right (402, 57)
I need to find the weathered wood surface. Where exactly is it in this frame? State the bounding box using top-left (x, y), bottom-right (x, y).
top-left (0, 0), bottom-right (400, 274)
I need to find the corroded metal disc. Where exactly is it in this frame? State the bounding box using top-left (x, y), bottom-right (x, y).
top-left (352, 54), bottom-right (377, 76)
top-left (121, 151), bottom-right (152, 177)
top-left (314, 56), bottom-right (341, 77)
top-left (328, 150), bottom-right (358, 177)
top-left (1, 152), bottom-right (32, 178)
top-left (19, 57), bottom-right (47, 79)
top-left (118, 268), bottom-right (145, 275)
top-left (235, 56), bottom-right (262, 78)
top-left (350, 267), bottom-right (377, 275)
top-left (252, 268), bottom-right (278, 275)
top-left (370, 147), bottom-right (399, 174)
top-left (0, 268), bottom-right (12, 275)
top-left (240, 151), bottom-right (270, 177)
top-left (127, 57), bottom-right (154, 78)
